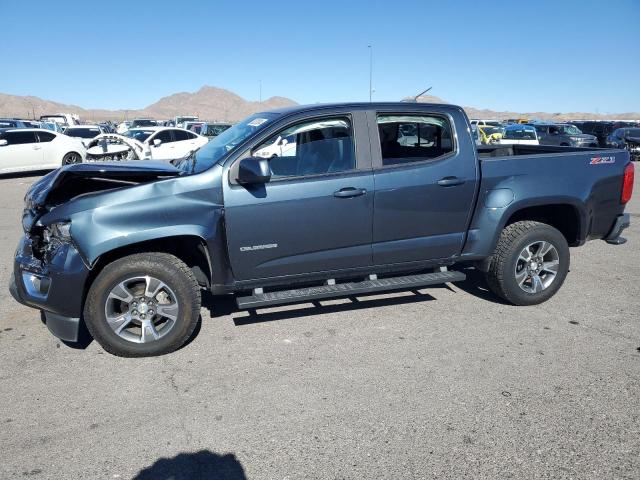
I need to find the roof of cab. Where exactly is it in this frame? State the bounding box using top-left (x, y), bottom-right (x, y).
top-left (258, 102), bottom-right (465, 117)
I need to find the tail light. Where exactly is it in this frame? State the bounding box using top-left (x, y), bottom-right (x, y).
top-left (622, 162), bottom-right (634, 204)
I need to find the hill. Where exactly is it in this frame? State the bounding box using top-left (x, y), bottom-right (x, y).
top-left (1, 87), bottom-right (638, 123)
top-left (0, 86), bottom-right (297, 123)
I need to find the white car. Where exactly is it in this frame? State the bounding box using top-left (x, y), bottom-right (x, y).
top-left (116, 121), bottom-right (131, 134)
top-left (254, 134), bottom-right (297, 158)
top-left (64, 125), bottom-right (105, 147)
top-left (86, 127), bottom-right (208, 162)
top-left (0, 128), bottom-right (86, 175)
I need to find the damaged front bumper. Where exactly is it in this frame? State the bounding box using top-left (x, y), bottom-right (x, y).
top-left (9, 235), bottom-right (90, 342)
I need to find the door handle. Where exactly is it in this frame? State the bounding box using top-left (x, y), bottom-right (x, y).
top-left (334, 187), bottom-right (367, 198)
top-left (437, 176), bottom-right (465, 187)
top-left (33, 146), bottom-right (42, 150)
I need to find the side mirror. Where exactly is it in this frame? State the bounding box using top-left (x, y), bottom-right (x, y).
top-left (0, 139), bottom-right (7, 146)
top-left (153, 139), bottom-right (162, 147)
top-left (237, 157), bottom-right (271, 184)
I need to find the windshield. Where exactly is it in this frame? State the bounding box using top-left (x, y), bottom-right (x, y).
top-left (174, 113), bottom-right (278, 174)
top-left (66, 127), bottom-right (101, 138)
top-left (122, 129), bottom-right (154, 142)
top-left (562, 125), bottom-right (583, 135)
top-left (206, 124), bottom-right (232, 136)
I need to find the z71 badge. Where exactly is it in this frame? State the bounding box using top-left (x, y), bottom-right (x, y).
top-left (590, 156), bottom-right (615, 165)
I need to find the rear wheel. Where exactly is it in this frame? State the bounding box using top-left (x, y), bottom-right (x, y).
top-left (62, 151), bottom-right (82, 165)
top-left (84, 253), bottom-right (201, 357)
top-left (485, 221), bottom-right (570, 305)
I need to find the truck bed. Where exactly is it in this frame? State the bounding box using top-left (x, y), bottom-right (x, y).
top-left (477, 144), bottom-right (607, 158)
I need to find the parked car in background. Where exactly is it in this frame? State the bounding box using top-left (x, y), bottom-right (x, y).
top-left (531, 123), bottom-right (598, 148)
top-left (0, 118), bottom-right (29, 128)
top-left (0, 128), bottom-right (85, 174)
top-left (196, 122), bottom-right (233, 138)
top-left (174, 115), bottom-right (198, 128)
top-left (254, 133), bottom-right (297, 158)
top-left (470, 120), bottom-right (502, 128)
top-left (478, 125), bottom-right (504, 144)
top-left (606, 127), bottom-right (640, 161)
top-left (183, 121), bottom-right (204, 133)
top-left (86, 127), bottom-right (208, 162)
top-left (39, 113), bottom-right (80, 127)
top-left (64, 125), bottom-right (105, 146)
top-left (116, 121), bottom-right (131, 134)
top-left (130, 119), bottom-right (157, 128)
top-left (570, 121), bottom-right (615, 147)
top-left (40, 121), bottom-right (64, 133)
top-left (499, 124), bottom-right (539, 145)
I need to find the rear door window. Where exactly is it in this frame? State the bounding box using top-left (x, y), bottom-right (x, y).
top-left (5, 131), bottom-right (38, 145)
top-left (173, 130), bottom-right (191, 141)
top-left (37, 131), bottom-right (56, 142)
top-left (154, 130), bottom-right (174, 144)
top-left (377, 114), bottom-right (454, 166)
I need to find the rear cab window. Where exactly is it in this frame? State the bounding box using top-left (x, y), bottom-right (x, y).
top-left (376, 114), bottom-right (454, 166)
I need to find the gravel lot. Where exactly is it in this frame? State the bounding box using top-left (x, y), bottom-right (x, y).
top-left (0, 172), bottom-right (638, 480)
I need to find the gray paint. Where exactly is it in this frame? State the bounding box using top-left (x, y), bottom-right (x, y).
top-left (10, 102), bottom-right (632, 338)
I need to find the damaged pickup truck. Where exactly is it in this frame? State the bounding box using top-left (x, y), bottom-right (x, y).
top-left (10, 103), bottom-right (634, 357)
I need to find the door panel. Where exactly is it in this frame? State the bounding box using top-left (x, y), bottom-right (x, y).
top-left (225, 172), bottom-right (374, 280)
top-left (0, 131), bottom-right (42, 172)
top-left (223, 112), bottom-right (374, 281)
top-left (372, 157), bottom-right (477, 263)
top-left (371, 112), bottom-right (478, 265)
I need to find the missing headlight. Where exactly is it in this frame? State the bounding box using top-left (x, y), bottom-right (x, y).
top-left (44, 222), bottom-right (72, 243)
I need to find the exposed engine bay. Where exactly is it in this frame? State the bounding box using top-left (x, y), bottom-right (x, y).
top-left (85, 134), bottom-right (151, 161)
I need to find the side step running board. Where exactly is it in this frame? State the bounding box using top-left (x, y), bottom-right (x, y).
top-left (236, 270), bottom-right (466, 309)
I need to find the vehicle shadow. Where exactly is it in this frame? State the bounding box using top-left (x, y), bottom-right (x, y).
top-left (133, 449), bottom-right (246, 480)
top-left (452, 266), bottom-right (510, 305)
top-left (202, 289), bottom-right (438, 326)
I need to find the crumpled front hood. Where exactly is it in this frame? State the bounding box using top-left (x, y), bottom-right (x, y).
top-left (25, 161), bottom-right (181, 210)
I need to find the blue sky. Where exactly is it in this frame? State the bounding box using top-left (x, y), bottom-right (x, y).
top-left (1, 0), bottom-right (639, 113)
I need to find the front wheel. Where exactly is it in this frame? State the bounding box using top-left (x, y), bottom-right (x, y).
top-left (485, 221), bottom-right (570, 306)
top-left (84, 253), bottom-right (201, 357)
top-left (62, 151), bottom-right (82, 165)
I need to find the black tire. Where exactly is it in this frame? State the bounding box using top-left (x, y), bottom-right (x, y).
top-left (84, 253), bottom-right (201, 357)
top-left (485, 221), bottom-right (570, 306)
top-left (62, 151), bottom-right (82, 165)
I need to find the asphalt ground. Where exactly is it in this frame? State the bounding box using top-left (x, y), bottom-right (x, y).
top-left (0, 172), bottom-right (638, 480)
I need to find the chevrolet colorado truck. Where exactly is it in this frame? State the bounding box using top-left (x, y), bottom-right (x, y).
top-left (10, 103), bottom-right (634, 357)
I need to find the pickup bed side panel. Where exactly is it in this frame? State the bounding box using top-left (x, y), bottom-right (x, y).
top-left (461, 149), bottom-right (629, 260)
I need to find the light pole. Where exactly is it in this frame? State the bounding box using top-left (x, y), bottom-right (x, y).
top-left (368, 44), bottom-right (373, 102)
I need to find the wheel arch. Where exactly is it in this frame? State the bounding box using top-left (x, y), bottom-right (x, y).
top-left (473, 200), bottom-right (585, 272)
top-left (85, 235), bottom-right (213, 296)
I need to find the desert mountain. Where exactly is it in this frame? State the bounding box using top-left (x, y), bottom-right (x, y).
top-left (1, 87), bottom-right (638, 123)
top-left (0, 86), bottom-right (297, 123)
top-left (411, 95), bottom-right (640, 121)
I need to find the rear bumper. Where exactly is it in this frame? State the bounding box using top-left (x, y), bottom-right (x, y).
top-left (10, 236), bottom-right (89, 342)
top-left (604, 213), bottom-right (631, 245)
